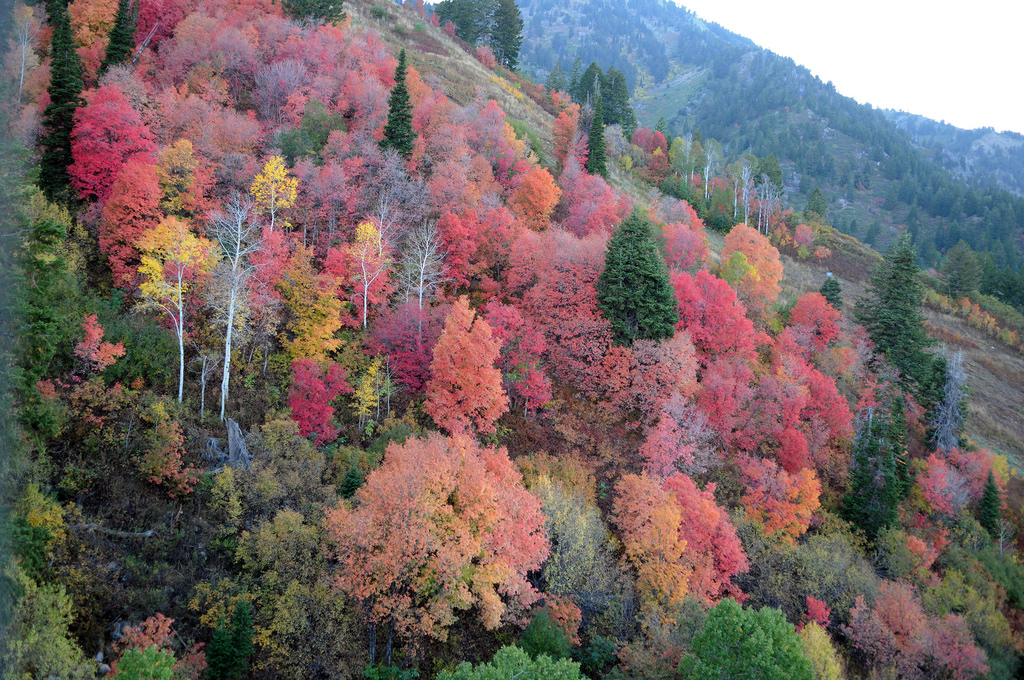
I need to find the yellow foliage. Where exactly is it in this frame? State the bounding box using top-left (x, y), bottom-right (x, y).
top-left (18, 484), bottom-right (67, 547)
top-left (278, 246), bottom-right (342, 360)
top-left (353, 356), bottom-right (381, 428)
top-left (250, 156), bottom-right (298, 231)
top-left (157, 139), bottom-right (199, 217)
top-left (137, 217), bottom-right (214, 312)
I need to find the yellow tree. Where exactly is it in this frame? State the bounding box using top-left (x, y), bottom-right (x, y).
top-left (353, 355), bottom-right (381, 432)
top-left (350, 220), bottom-right (390, 328)
top-left (250, 155), bottom-right (298, 232)
top-left (278, 245), bottom-right (342, 360)
top-left (138, 217), bottom-right (214, 402)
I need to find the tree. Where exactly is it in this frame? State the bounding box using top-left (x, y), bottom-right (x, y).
top-left (11, 3), bottom-right (41, 106)
top-left (39, 3), bottom-right (84, 204)
top-left (281, 0), bottom-right (344, 23)
top-left (721, 223), bottom-right (783, 323)
top-left (789, 292), bottom-right (842, 352)
top-left (819, 275), bottom-right (842, 309)
top-left (978, 470), bottom-right (1002, 537)
top-left (680, 599), bottom-right (813, 680)
top-left (510, 166), bottom-right (561, 230)
top-left (349, 221), bottom-right (390, 328)
top-left (806, 186), bottom-right (827, 218)
top-left (205, 601), bottom-right (254, 680)
top-left (585, 96), bottom-right (608, 178)
top-left (930, 350), bottom-right (966, 452)
top-left (380, 48), bottom-right (416, 159)
top-left (397, 221), bottom-right (448, 314)
top-left (545, 62), bottom-right (567, 93)
top-left (439, 645), bottom-right (583, 680)
top-left (425, 296), bottom-right (508, 435)
top-left (100, 0), bottom-right (134, 73)
top-left (115, 646), bottom-right (176, 680)
top-left (324, 433), bottom-right (548, 665)
top-left (208, 193), bottom-right (261, 421)
top-left (855, 233), bottom-right (934, 391)
top-left (288, 359), bottom-right (352, 446)
top-left (137, 217), bottom-right (213, 403)
top-left (597, 208), bottom-right (679, 346)
top-left (249, 156), bottom-right (297, 233)
top-left (941, 240), bottom-right (982, 298)
top-left (489, 0), bottom-right (522, 70)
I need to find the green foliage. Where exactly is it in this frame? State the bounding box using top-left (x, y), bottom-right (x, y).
top-left (805, 186), bottom-right (827, 218)
top-left (116, 646), bottom-right (176, 680)
top-left (977, 470), bottom-right (1001, 537)
top-left (439, 645), bottom-right (584, 680)
top-left (941, 240), bottom-right (982, 298)
top-left (278, 100), bottom-right (346, 165)
top-left (597, 209), bottom-right (679, 345)
top-left (585, 96), bottom-right (608, 178)
top-left (520, 610), bottom-right (571, 660)
top-left (601, 67), bottom-right (637, 137)
top-left (509, 119), bottom-right (544, 165)
top-left (100, 0), bottom-right (135, 73)
top-left (381, 49), bottom-right (416, 160)
top-left (545, 63), bottom-right (567, 93)
top-left (206, 600), bottom-right (254, 680)
top-left (799, 622), bottom-right (842, 680)
top-left (433, 0), bottom-right (494, 45)
top-left (490, 0), bottom-right (523, 70)
top-left (680, 599), bottom-right (813, 680)
top-left (363, 666), bottom-right (419, 680)
top-left (819, 276), bottom-right (842, 309)
top-left (281, 0), bottom-right (345, 24)
top-left (757, 154), bottom-right (783, 192)
top-left (575, 636), bottom-right (617, 677)
top-left (855, 233), bottom-right (934, 393)
top-left (17, 218), bottom-right (68, 391)
top-left (38, 3), bottom-right (83, 204)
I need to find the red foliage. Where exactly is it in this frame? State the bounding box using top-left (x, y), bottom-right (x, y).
top-left (803, 595), bottom-right (832, 630)
top-left (919, 453), bottom-right (971, 516)
top-left (112, 613), bottom-right (205, 680)
top-left (484, 301), bottom-right (552, 413)
top-left (74, 314), bottom-right (125, 372)
top-left (739, 456), bottom-right (820, 542)
top-left (510, 166), bottom-right (561, 231)
top-left (697, 356), bottom-right (756, 452)
top-left (552, 103), bottom-right (584, 171)
top-left (324, 432), bottom-right (548, 640)
top-left (288, 359), bottom-right (353, 446)
top-left (141, 417), bottom-right (199, 498)
top-left (672, 270), bottom-right (762, 362)
top-left (721, 224), bottom-right (783, 321)
top-left (640, 394), bottom-right (716, 478)
top-left (542, 595), bottom-right (582, 646)
top-left (789, 292), bottom-right (842, 352)
top-left (557, 159), bottom-right (621, 237)
top-left (100, 157), bottom-right (164, 288)
top-left (367, 301), bottom-right (450, 392)
top-left (597, 334), bottom-right (698, 419)
top-left (425, 297), bottom-right (508, 435)
top-left (663, 473), bottom-right (748, 603)
top-left (662, 220), bottom-right (708, 272)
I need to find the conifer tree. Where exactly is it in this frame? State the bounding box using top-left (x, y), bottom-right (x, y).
top-left (597, 208), bottom-right (678, 345)
top-left (100, 0), bottom-right (134, 74)
top-left (601, 67), bottom-right (637, 137)
top-left (806, 186), bottom-right (827, 218)
top-left (490, 0), bottom-right (522, 70)
top-left (39, 3), bottom-right (83, 204)
top-left (545, 63), bottom-right (567, 93)
top-left (655, 116), bottom-right (669, 139)
top-left (820, 274), bottom-right (842, 309)
top-left (978, 470), bottom-right (1001, 538)
top-left (206, 601), bottom-right (255, 680)
top-left (567, 57), bottom-right (582, 100)
top-left (380, 49), bottom-right (416, 160)
top-left (586, 95), bottom-right (607, 179)
top-left (855, 233), bottom-right (933, 392)
top-left (282, 0), bottom-right (345, 23)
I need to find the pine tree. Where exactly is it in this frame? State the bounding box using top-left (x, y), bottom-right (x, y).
top-left (941, 240), bottom-right (982, 298)
top-left (978, 470), bottom-right (1001, 538)
top-left (655, 116), bottom-right (669, 139)
top-left (206, 601), bottom-right (255, 680)
top-left (600, 67), bottom-right (637, 138)
top-left (586, 95), bottom-right (607, 179)
top-left (282, 0), bottom-right (345, 23)
top-left (855, 233), bottom-right (933, 392)
top-left (490, 0), bottom-right (522, 70)
top-left (567, 57), bottom-right (583, 99)
top-left (100, 0), bottom-right (134, 74)
top-left (842, 389), bottom-right (909, 540)
top-left (545, 63), bottom-right (567, 93)
top-left (380, 49), bottom-right (416, 160)
top-left (819, 275), bottom-right (842, 309)
top-left (597, 208), bottom-right (678, 346)
top-left (39, 3), bottom-right (83, 204)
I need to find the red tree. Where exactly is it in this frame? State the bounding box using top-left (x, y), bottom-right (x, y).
top-left (672, 270), bottom-right (763, 362)
top-left (288, 359), bottom-right (353, 446)
top-left (484, 301), bottom-right (552, 414)
top-left (425, 296), bottom-right (508, 435)
top-left (739, 456), bottom-right (820, 542)
top-left (99, 157), bottom-right (164, 288)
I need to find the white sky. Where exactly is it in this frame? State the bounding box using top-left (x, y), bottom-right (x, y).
top-left (673, 0), bottom-right (1024, 134)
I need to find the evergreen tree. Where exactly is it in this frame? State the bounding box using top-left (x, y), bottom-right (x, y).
top-left (757, 153), bottom-right (783, 191)
top-left (434, 0), bottom-right (493, 45)
top-left (978, 470), bottom-right (1001, 538)
top-left (567, 57), bottom-right (582, 100)
top-left (380, 49), bottom-right (416, 160)
top-left (573, 61), bottom-right (602, 105)
top-left (655, 116), bottom-right (669, 139)
top-left (490, 0), bottom-right (522, 70)
top-left (39, 3), bottom-right (83, 204)
top-left (600, 66), bottom-right (637, 137)
top-left (281, 0), bottom-right (345, 23)
top-left (597, 208), bottom-right (678, 345)
top-left (100, 0), bottom-right (134, 73)
top-left (586, 95), bottom-right (607, 179)
top-left (206, 601), bottom-right (255, 680)
top-left (941, 240), bottom-right (982, 298)
top-left (842, 389), bottom-right (909, 540)
top-left (545, 62), bottom-right (567, 93)
top-left (855, 233), bottom-right (933, 393)
top-left (820, 274), bottom-right (842, 309)
top-left (806, 186), bottom-right (827, 218)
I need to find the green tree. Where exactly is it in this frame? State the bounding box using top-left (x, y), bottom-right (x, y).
top-left (567, 57), bottom-right (582, 99)
top-left (819, 275), bottom-right (842, 309)
top-left (978, 470), bottom-right (1001, 537)
top-left (519, 610), bottom-right (571, 661)
top-left (490, 0), bottom-right (522, 70)
top-left (573, 62), bottom-right (602, 105)
top-left (206, 600), bottom-right (255, 680)
top-left (439, 645), bottom-right (583, 680)
top-left (100, 0), bottom-right (134, 73)
top-left (586, 95), bottom-right (608, 179)
top-left (855, 233), bottom-right (934, 392)
top-left (842, 389), bottom-right (909, 540)
top-left (600, 66), bottom-right (637, 137)
top-left (434, 0), bottom-right (493, 45)
top-left (116, 646), bottom-right (175, 680)
top-left (806, 186), bottom-right (827, 218)
top-left (758, 153), bottom-right (783, 191)
top-left (380, 49), bottom-right (416, 160)
top-left (38, 3), bottom-right (83, 204)
top-left (680, 599), bottom-right (813, 680)
top-left (596, 208), bottom-right (678, 345)
top-left (655, 116), bottom-right (669, 139)
top-left (545, 63), bottom-right (567, 93)
top-left (282, 0), bottom-right (345, 23)
top-left (941, 240), bottom-right (982, 298)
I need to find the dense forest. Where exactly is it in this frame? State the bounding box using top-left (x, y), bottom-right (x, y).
top-left (1, 0), bottom-right (1023, 679)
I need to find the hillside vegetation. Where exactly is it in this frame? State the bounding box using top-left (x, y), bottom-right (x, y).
top-left (1, 0), bottom-right (1023, 679)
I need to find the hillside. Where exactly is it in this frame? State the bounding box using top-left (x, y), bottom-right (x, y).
top-left (1, 0), bottom-right (1023, 679)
